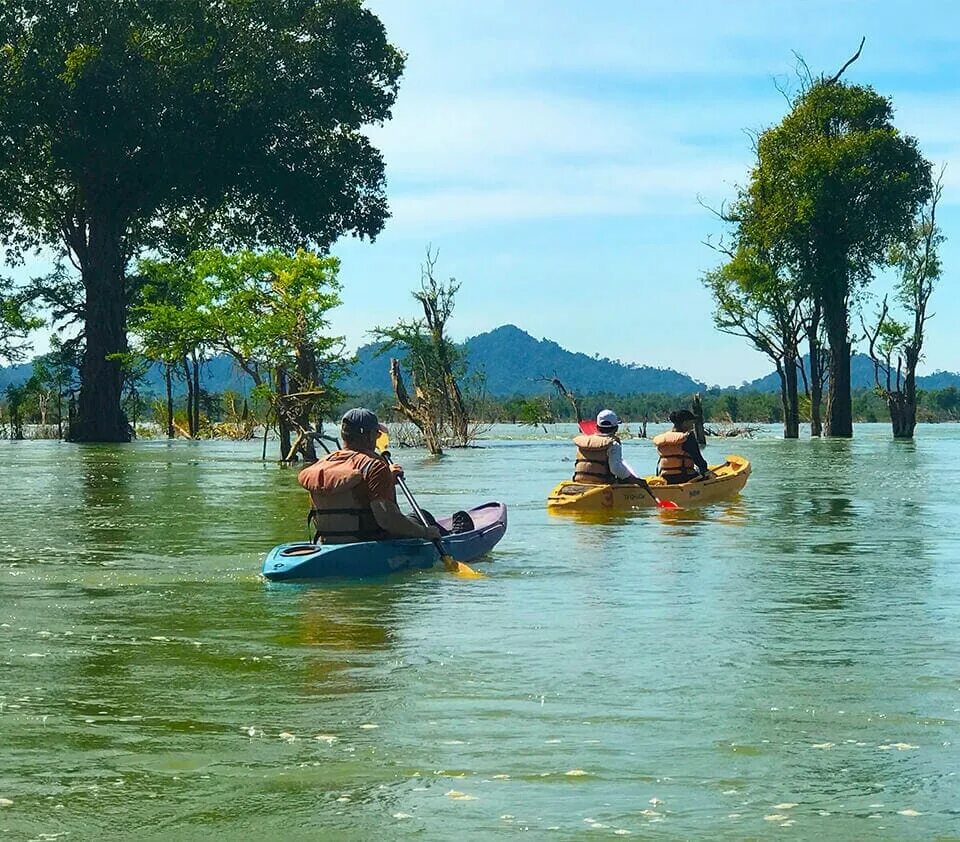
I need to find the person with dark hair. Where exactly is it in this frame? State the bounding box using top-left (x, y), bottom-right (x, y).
top-left (652, 408), bottom-right (712, 484)
top-left (296, 408), bottom-right (442, 544)
top-left (572, 409), bottom-right (643, 484)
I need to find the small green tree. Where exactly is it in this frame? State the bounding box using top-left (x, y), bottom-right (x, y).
top-left (863, 174), bottom-right (945, 438)
top-left (175, 248), bottom-right (346, 459)
top-left (704, 244), bottom-right (804, 438)
top-left (130, 258), bottom-right (209, 437)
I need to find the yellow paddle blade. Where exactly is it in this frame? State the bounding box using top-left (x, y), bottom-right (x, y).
top-left (375, 428), bottom-right (389, 452)
top-left (441, 554), bottom-right (485, 579)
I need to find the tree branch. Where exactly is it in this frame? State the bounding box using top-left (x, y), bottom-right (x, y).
top-left (825, 37), bottom-right (866, 85)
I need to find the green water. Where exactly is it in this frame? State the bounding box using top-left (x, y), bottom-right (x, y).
top-left (2, 425), bottom-right (960, 840)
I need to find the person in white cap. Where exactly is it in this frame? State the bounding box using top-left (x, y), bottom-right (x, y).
top-left (571, 409), bottom-right (642, 484)
top-left (297, 408), bottom-right (442, 544)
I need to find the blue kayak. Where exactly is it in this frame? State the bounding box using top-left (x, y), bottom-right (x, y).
top-left (261, 502), bottom-right (507, 580)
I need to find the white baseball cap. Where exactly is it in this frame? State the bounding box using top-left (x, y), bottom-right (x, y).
top-left (596, 409), bottom-right (620, 429)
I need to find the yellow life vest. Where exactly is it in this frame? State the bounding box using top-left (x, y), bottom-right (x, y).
top-left (572, 433), bottom-right (618, 483)
top-left (297, 450), bottom-right (387, 543)
top-left (652, 430), bottom-right (695, 480)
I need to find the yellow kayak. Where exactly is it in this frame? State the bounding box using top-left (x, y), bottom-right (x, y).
top-left (546, 455), bottom-right (751, 512)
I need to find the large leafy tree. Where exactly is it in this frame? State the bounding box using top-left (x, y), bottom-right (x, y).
top-left (0, 0), bottom-right (403, 441)
top-left (748, 76), bottom-right (931, 436)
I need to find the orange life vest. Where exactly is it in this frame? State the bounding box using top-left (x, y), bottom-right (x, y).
top-left (572, 433), bottom-right (618, 483)
top-left (652, 430), bottom-right (696, 480)
top-left (297, 450), bottom-right (388, 544)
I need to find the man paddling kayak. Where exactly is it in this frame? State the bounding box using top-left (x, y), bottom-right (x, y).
top-left (652, 408), bottom-right (713, 484)
top-left (572, 409), bottom-right (644, 484)
top-left (297, 408), bottom-right (442, 544)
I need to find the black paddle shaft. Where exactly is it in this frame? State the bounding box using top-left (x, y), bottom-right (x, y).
top-left (380, 450), bottom-right (448, 557)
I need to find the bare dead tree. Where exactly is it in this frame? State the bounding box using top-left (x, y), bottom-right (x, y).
top-left (390, 357), bottom-right (443, 454)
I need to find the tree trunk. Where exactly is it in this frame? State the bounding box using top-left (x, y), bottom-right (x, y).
top-left (68, 392), bottom-right (76, 438)
top-left (72, 221), bottom-right (130, 442)
top-left (889, 347), bottom-right (919, 439)
top-left (10, 403), bottom-right (23, 440)
top-left (165, 364), bottom-right (174, 439)
top-left (692, 393), bottom-right (706, 446)
top-left (808, 324), bottom-right (823, 438)
top-left (291, 342), bottom-right (318, 462)
top-left (825, 337), bottom-right (852, 437)
top-left (887, 393), bottom-right (916, 438)
top-left (276, 368), bottom-right (293, 461)
top-left (191, 352), bottom-right (201, 435)
top-left (444, 371), bottom-right (470, 446)
top-left (182, 356), bottom-right (195, 437)
top-left (390, 357), bottom-right (442, 454)
top-left (822, 295), bottom-right (853, 437)
top-left (781, 356), bottom-right (800, 439)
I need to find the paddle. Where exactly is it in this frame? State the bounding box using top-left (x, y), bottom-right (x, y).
top-left (378, 442), bottom-right (485, 579)
top-left (576, 420), bottom-right (679, 510)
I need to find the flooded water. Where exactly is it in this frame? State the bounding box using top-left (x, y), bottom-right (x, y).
top-left (2, 424), bottom-right (960, 840)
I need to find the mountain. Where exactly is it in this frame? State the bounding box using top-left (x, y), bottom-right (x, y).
top-left (342, 324), bottom-right (707, 396)
top-left (741, 353), bottom-right (960, 393)
top-left (4, 326), bottom-right (956, 397)
top-left (0, 355), bottom-right (250, 396)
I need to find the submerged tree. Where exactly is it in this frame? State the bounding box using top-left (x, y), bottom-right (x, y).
top-left (704, 245), bottom-right (804, 438)
top-left (863, 174), bottom-right (945, 438)
top-left (717, 42), bottom-right (933, 437)
top-left (0, 0), bottom-right (404, 441)
top-left (750, 62), bottom-right (932, 436)
top-left (374, 251), bottom-right (472, 455)
top-left (144, 249), bottom-right (346, 461)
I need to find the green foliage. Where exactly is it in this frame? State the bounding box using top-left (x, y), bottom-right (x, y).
top-left (0, 276), bottom-right (42, 363)
top-left (751, 80), bottom-right (931, 295)
top-left (130, 259), bottom-right (207, 367)
top-left (194, 248), bottom-right (346, 391)
top-left (514, 397), bottom-right (555, 428)
top-left (133, 248), bottom-right (347, 395)
top-left (0, 0), bottom-right (405, 255)
top-left (0, 0), bottom-right (404, 439)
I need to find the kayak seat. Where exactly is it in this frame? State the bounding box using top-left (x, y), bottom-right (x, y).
top-left (280, 544), bottom-right (321, 557)
top-left (452, 511), bottom-right (475, 534)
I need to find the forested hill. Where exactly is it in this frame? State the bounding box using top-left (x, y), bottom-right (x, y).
top-left (0, 325), bottom-right (704, 396)
top-left (343, 324), bottom-right (706, 396)
top-left (742, 353), bottom-right (960, 393)
top-left (7, 326), bottom-right (957, 397)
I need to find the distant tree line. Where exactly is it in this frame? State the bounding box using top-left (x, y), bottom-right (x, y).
top-left (7, 378), bottom-right (960, 442)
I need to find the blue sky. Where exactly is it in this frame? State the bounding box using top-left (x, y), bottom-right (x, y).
top-left (12, 1), bottom-right (960, 386)
top-left (328, 0), bottom-right (960, 385)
